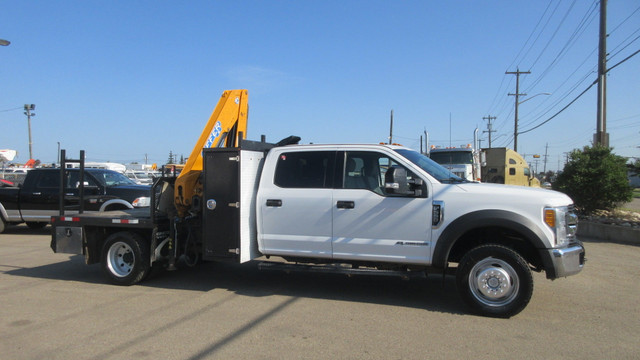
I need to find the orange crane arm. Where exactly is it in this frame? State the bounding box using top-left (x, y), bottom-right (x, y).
top-left (174, 89), bottom-right (248, 216)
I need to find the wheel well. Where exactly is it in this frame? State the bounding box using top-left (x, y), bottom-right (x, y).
top-left (84, 227), bottom-right (151, 265)
top-left (447, 226), bottom-right (544, 271)
top-left (103, 203), bottom-right (131, 211)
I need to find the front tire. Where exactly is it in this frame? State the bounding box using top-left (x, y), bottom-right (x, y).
top-left (101, 231), bottom-right (150, 286)
top-left (456, 244), bottom-right (533, 318)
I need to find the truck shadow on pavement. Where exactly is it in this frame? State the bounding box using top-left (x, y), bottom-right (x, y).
top-left (5, 255), bottom-right (106, 285)
top-left (6, 257), bottom-right (466, 315)
top-left (150, 261), bottom-right (466, 315)
top-left (0, 225), bottom-right (52, 235)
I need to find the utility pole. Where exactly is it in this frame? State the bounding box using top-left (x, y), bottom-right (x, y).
top-left (558, 156), bottom-right (561, 173)
top-left (543, 143), bottom-right (549, 174)
top-left (23, 104), bottom-right (36, 160)
top-left (482, 115), bottom-right (496, 148)
top-left (506, 68), bottom-right (530, 152)
top-left (388, 110), bottom-right (393, 145)
top-left (595, 0), bottom-right (609, 147)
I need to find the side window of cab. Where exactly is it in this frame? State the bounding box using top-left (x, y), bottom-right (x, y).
top-left (66, 171), bottom-right (99, 188)
top-left (273, 151), bottom-right (335, 189)
top-left (35, 171), bottom-right (60, 188)
top-left (342, 151), bottom-right (426, 197)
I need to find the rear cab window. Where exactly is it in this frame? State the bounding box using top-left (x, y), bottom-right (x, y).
top-left (274, 151), bottom-right (335, 188)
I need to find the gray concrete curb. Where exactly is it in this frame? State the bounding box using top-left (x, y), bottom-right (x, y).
top-left (578, 221), bottom-right (640, 246)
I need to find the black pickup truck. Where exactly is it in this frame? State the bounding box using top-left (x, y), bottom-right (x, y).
top-left (0, 168), bottom-right (150, 233)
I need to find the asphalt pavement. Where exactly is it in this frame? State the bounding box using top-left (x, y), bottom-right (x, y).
top-left (1, 226), bottom-right (639, 360)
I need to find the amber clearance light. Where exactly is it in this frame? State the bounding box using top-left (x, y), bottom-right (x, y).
top-left (544, 209), bottom-right (556, 228)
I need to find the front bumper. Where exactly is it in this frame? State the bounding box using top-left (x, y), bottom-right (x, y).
top-left (543, 240), bottom-right (585, 279)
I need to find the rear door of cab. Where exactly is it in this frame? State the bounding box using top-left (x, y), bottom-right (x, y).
top-left (257, 150), bottom-right (336, 259)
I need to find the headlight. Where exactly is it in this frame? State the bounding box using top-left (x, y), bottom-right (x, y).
top-left (544, 206), bottom-right (578, 247)
top-left (132, 197), bottom-right (151, 207)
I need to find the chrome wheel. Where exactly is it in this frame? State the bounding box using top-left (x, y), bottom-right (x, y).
top-left (107, 241), bottom-right (135, 278)
top-left (101, 232), bottom-right (150, 285)
top-left (457, 244), bottom-right (533, 317)
top-left (468, 257), bottom-right (519, 307)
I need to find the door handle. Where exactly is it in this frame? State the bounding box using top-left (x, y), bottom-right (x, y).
top-left (266, 199), bottom-right (282, 207)
top-left (336, 201), bottom-right (355, 209)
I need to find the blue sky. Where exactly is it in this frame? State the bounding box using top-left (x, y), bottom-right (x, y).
top-left (1, 1), bottom-right (639, 172)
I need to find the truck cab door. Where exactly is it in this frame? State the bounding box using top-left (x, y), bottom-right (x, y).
top-left (19, 170), bottom-right (63, 222)
top-left (257, 151), bottom-right (336, 259)
top-left (65, 171), bottom-right (103, 211)
top-left (332, 151), bottom-right (432, 264)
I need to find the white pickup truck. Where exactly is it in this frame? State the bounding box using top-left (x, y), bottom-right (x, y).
top-left (51, 139), bottom-right (584, 317)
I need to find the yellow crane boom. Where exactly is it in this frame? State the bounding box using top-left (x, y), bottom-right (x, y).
top-left (174, 89), bottom-right (248, 216)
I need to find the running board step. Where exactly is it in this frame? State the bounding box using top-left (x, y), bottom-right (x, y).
top-left (257, 262), bottom-right (426, 280)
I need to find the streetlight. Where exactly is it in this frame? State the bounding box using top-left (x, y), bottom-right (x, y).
top-left (519, 92), bottom-right (551, 105)
top-left (24, 104), bottom-right (36, 160)
top-left (514, 92), bottom-right (550, 152)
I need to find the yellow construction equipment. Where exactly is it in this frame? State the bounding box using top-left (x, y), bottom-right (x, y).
top-left (174, 89), bottom-right (248, 217)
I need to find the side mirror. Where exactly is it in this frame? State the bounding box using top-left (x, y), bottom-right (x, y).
top-left (384, 166), bottom-right (409, 194)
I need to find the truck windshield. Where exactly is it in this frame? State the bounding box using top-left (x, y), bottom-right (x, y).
top-left (394, 149), bottom-right (466, 183)
top-left (429, 151), bottom-right (473, 165)
top-left (90, 170), bottom-right (138, 186)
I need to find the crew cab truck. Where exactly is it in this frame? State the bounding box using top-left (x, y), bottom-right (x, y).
top-left (51, 139), bottom-right (584, 317)
top-left (0, 168), bottom-right (150, 233)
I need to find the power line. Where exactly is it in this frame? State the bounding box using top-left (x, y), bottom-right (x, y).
top-left (608, 26), bottom-right (640, 59)
top-left (519, 46), bottom-right (640, 149)
top-left (489, 1), bottom-right (639, 149)
top-left (519, 64), bottom-right (595, 129)
top-left (0, 107), bottom-right (22, 113)
top-left (528, 0), bottom-right (579, 71)
top-left (524, 1), bottom-right (598, 93)
top-left (519, 79), bottom-right (597, 135)
top-left (515, 1), bottom-right (562, 69)
top-left (607, 48), bottom-right (640, 73)
top-left (608, 4), bottom-right (640, 35)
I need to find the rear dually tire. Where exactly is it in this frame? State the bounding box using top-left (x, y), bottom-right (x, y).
top-left (101, 231), bottom-right (150, 286)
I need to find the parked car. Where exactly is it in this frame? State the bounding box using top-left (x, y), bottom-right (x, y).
top-left (124, 170), bottom-right (159, 185)
top-left (0, 168), bottom-right (150, 233)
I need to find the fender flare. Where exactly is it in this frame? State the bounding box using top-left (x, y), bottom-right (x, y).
top-left (432, 209), bottom-right (553, 270)
top-left (99, 199), bottom-right (133, 212)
